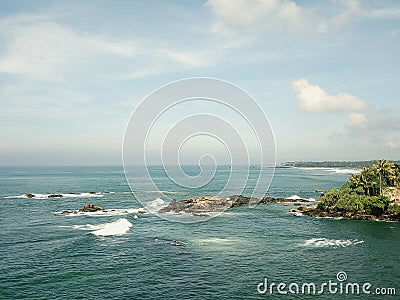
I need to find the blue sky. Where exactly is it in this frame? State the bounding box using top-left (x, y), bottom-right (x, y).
top-left (0, 0), bottom-right (399, 165)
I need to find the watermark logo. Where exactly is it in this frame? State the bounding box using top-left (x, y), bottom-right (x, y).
top-left (122, 78), bottom-right (275, 223)
top-left (257, 271), bottom-right (396, 296)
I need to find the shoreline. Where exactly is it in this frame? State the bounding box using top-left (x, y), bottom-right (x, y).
top-left (291, 205), bottom-right (400, 222)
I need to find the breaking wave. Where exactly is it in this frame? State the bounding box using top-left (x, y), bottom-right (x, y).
top-left (301, 238), bottom-right (364, 248)
top-left (59, 218), bottom-right (132, 236)
top-left (5, 192), bottom-right (104, 199)
top-left (55, 208), bottom-right (145, 216)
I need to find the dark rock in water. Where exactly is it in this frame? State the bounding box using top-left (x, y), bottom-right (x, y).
top-left (79, 203), bottom-right (104, 212)
top-left (25, 193), bottom-right (35, 198)
top-left (158, 195), bottom-right (297, 214)
top-left (89, 192), bottom-right (96, 194)
top-left (48, 194), bottom-right (63, 198)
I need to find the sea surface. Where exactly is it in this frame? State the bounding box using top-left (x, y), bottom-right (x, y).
top-left (0, 166), bottom-right (399, 299)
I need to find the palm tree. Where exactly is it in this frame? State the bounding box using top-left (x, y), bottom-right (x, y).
top-left (389, 167), bottom-right (400, 187)
top-left (350, 174), bottom-right (361, 188)
top-left (359, 173), bottom-right (377, 196)
top-left (373, 160), bottom-right (395, 194)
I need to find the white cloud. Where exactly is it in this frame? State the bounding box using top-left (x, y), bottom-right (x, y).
top-left (356, 110), bottom-right (400, 131)
top-left (341, 109), bottom-right (400, 154)
top-left (328, 0), bottom-right (400, 30)
top-left (291, 78), bottom-right (367, 113)
top-left (385, 141), bottom-right (399, 150)
top-left (205, 0), bottom-right (312, 33)
top-left (0, 14), bottom-right (211, 81)
top-left (206, 0), bottom-right (400, 36)
top-left (156, 49), bottom-right (206, 67)
top-left (0, 14), bottom-right (138, 80)
top-left (346, 112), bottom-right (367, 129)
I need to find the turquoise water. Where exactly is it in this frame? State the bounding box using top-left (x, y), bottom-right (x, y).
top-left (0, 166), bottom-right (399, 299)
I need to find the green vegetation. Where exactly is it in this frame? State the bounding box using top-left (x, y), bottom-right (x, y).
top-left (281, 160), bottom-right (400, 169)
top-left (317, 160), bottom-right (400, 218)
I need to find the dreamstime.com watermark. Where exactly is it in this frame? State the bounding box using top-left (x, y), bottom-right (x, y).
top-left (257, 272), bottom-right (396, 296)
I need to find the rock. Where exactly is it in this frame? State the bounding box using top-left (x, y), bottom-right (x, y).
top-left (25, 193), bottom-right (35, 198)
top-left (48, 194), bottom-right (63, 198)
top-left (79, 203), bottom-right (104, 212)
top-left (159, 196), bottom-right (233, 214)
top-left (158, 195), bottom-right (299, 214)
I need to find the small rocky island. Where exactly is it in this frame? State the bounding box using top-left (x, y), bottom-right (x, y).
top-left (158, 195), bottom-right (313, 214)
top-left (61, 203), bottom-right (104, 215)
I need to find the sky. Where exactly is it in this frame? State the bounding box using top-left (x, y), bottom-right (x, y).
top-left (0, 0), bottom-right (399, 166)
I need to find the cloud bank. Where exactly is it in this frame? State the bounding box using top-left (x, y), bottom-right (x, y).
top-left (291, 78), bottom-right (367, 113)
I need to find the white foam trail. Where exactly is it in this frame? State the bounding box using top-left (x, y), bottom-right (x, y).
top-left (301, 238), bottom-right (364, 248)
top-left (56, 208), bottom-right (145, 216)
top-left (291, 212), bottom-right (303, 217)
top-left (286, 195), bottom-right (303, 200)
top-left (196, 238), bottom-right (235, 244)
top-left (331, 168), bottom-right (361, 174)
top-left (298, 167), bottom-right (361, 174)
top-left (5, 192), bottom-right (104, 199)
top-left (91, 219), bottom-right (132, 236)
top-left (145, 198), bottom-right (165, 212)
top-left (59, 224), bottom-right (102, 230)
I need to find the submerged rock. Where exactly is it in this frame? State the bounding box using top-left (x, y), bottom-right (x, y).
top-left (48, 194), bottom-right (63, 198)
top-left (25, 193), bottom-right (35, 198)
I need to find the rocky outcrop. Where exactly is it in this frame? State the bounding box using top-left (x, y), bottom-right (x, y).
top-left (159, 196), bottom-right (233, 214)
top-left (25, 193), bottom-right (35, 198)
top-left (158, 195), bottom-right (314, 214)
top-left (79, 203), bottom-right (104, 212)
top-left (61, 203), bottom-right (105, 215)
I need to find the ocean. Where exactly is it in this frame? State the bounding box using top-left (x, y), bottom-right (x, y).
top-left (0, 166), bottom-right (399, 299)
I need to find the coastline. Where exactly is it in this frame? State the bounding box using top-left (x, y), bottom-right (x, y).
top-left (291, 205), bottom-right (400, 222)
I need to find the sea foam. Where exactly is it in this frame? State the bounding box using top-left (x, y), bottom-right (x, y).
top-left (56, 208), bottom-right (145, 217)
top-left (91, 219), bottom-right (132, 236)
top-left (301, 238), bottom-right (364, 248)
top-left (5, 192), bottom-right (104, 199)
top-left (145, 198), bottom-right (165, 212)
top-left (59, 218), bottom-right (132, 236)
